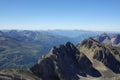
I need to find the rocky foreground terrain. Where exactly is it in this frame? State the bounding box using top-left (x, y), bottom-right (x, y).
top-left (0, 38), bottom-right (120, 80)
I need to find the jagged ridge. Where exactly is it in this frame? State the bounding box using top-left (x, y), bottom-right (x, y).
top-left (31, 42), bottom-right (101, 80)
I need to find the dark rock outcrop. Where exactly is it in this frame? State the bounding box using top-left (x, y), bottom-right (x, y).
top-left (31, 42), bottom-right (101, 80)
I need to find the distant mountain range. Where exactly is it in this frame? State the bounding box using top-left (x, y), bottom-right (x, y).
top-left (1, 37), bottom-right (120, 80)
top-left (42, 30), bottom-right (98, 37)
top-left (0, 30), bottom-right (100, 70)
top-left (94, 33), bottom-right (120, 46)
top-left (42, 30), bottom-right (101, 44)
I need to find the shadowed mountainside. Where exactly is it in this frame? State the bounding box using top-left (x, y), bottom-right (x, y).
top-left (31, 42), bottom-right (101, 80)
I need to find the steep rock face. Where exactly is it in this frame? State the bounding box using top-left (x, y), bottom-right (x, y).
top-left (78, 38), bottom-right (120, 73)
top-left (31, 42), bottom-right (101, 80)
top-left (30, 57), bottom-right (59, 80)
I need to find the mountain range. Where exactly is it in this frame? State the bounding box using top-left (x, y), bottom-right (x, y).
top-left (0, 30), bottom-right (99, 70)
top-left (0, 30), bottom-right (120, 80)
top-left (94, 33), bottom-right (120, 46)
top-left (0, 37), bottom-right (120, 80)
top-left (0, 31), bottom-right (43, 70)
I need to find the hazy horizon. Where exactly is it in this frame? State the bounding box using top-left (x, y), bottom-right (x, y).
top-left (1, 28), bottom-right (120, 33)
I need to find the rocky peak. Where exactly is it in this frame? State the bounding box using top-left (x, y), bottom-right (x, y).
top-left (80, 37), bottom-right (101, 49)
top-left (79, 38), bottom-right (120, 73)
top-left (52, 42), bottom-right (79, 57)
top-left (95, 33), bottom-right (110, 42)
top-left (31, 41), bottom-right (101, 80)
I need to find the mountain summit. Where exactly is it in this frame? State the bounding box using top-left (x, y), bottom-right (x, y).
top-left (78, 38), bottom-right (120, 79)
top-left (31, 42), bottom-right (101, 80)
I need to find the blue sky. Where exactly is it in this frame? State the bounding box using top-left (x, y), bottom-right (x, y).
top-left (0, 0), bottom-right (120, 31)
